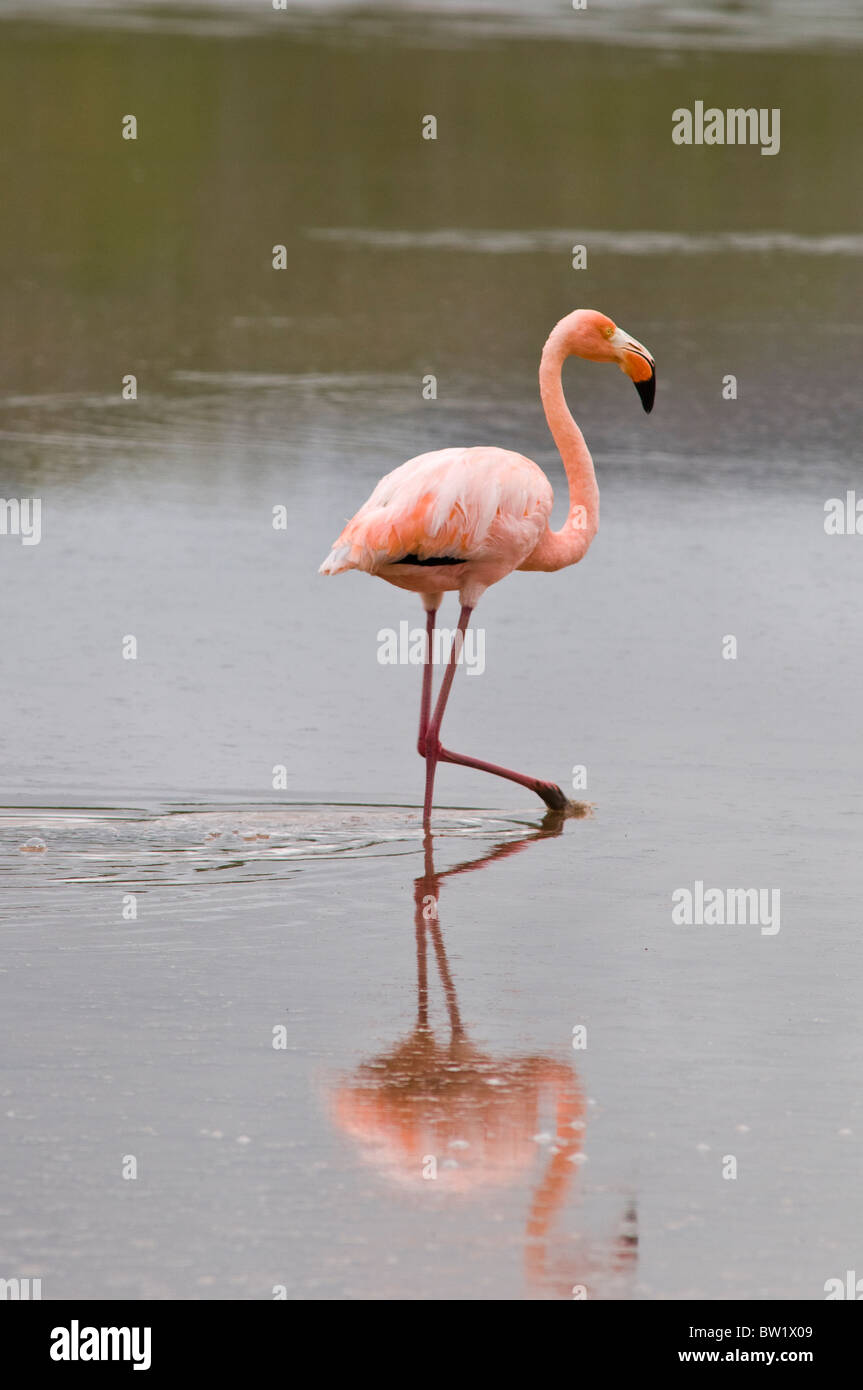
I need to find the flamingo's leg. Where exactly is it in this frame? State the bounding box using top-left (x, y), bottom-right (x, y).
top-left (422, 604), bottom-right (472, 823)
top-left (416, 605), bottom-right (437, 758)
top-left (437, 745), bottom-right (569, 812)
top-left (420, 604), bottom-right (570, 817)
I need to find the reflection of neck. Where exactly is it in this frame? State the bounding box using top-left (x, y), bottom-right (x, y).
top-left (522, 326), bottom-right (599, 572)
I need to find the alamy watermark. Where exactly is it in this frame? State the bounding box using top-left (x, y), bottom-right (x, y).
top-left (1, 498), bottom-right (42, 545)
top-left (672, 880), bottom-right (780, 936)
top-left (0, 1277), bottom-right (42, 1299)
top-left (377, 621), bottom-right (485, 675)
top-left (672, 102), bottom-right (780, 156)
top-left (824, 492), bottom-right (863, 535)
top-left (824, 1271), bottom-right (863, 1299)
top-left (50, 1322), bottom-right (151, 1371)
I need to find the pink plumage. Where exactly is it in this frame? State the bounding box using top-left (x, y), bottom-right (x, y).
top-left (320, 446), bottom-right (553, 608)
top-left (319, 309), bottom-right (655, 820)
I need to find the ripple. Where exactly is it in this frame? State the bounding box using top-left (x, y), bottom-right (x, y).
top-left (0, 804), bottom-right (549, 888)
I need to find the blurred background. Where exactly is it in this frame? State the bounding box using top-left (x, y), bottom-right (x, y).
top-left (1, 0), bottom-right (862, 800)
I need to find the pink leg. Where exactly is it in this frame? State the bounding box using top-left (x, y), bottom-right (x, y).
top-left (422, 605), bottom-right (470, 822)
top-left (438, 745), bottom-right (568, 811)
top-left (420, 604), bottom-right (568, 819)
top-left (416, 606), bottom-right (437, 758)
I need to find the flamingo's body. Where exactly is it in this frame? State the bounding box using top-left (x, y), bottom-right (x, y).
top-left (320, 446), bottom-right (554, 608)
top-left (320, 309), bottom-right (655, 820)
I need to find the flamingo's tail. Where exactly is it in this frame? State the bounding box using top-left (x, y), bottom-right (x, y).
top-left (318, 543), bottom-right (355, 575)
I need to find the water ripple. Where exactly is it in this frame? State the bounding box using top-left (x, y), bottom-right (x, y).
top-left (0, 804), bottom-right (543, 890)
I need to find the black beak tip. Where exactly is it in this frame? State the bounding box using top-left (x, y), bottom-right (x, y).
top-left (635, 371), bottom-right (656, 414)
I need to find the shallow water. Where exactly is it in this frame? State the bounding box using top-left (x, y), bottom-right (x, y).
top-left (1, 0), bottom-right (861, 1300)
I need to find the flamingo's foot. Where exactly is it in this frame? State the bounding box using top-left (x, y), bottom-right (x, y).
top-left (420, 740), bottom-right (590, 819)
top-left (534, 780), bottom-right (569, 812)
top-left (533, 782), bottom-right (593, 819)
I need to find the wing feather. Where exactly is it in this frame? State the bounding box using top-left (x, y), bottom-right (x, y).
top-left (320, 447), bottom-right (552, 574)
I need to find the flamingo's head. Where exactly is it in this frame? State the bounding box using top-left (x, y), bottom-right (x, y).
top-left (559, 309), bottom-right (656, 413)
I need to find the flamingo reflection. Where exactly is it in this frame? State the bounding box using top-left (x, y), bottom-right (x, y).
top-left (330, 808), bottom-right (638, 1298)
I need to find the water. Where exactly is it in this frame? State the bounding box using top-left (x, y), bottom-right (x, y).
top-left (1, 0), bottom-right (861, 1300)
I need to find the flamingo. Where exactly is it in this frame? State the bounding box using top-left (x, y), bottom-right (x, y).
top-left (320, 308), bottom-right (655, 821)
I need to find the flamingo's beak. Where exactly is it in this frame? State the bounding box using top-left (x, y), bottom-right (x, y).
top-left (612, 327), bottom-right (656, 413)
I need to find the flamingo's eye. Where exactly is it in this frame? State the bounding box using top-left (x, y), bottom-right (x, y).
top-left (604, 325), bottom-right (615, 339)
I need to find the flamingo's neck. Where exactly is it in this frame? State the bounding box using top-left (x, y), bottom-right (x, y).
top-left (521, 325), bottom-right (599, 572)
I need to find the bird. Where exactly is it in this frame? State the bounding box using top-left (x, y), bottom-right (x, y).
top-left (320, 308), bottom-right (655, 822)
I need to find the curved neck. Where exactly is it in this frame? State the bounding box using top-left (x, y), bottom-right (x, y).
top-left (522, 325), bottom-right (599, 572)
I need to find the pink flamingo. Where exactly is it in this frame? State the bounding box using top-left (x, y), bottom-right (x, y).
top-left (320, 308), bottom-right (655, 821)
